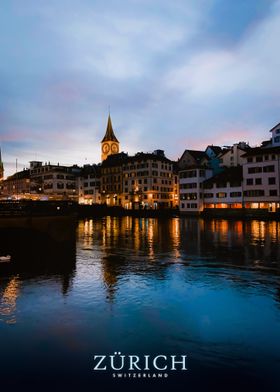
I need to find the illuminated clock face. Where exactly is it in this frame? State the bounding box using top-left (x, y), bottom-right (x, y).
top-left (102, 143), bottom-right (109, 153)
top-left (111, 143), bottom-right (119, 153)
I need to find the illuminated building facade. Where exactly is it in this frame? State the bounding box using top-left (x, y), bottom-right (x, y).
top-left (203, 167), bottom-right (243, 209)
top-left (179, 149), bottom-right (212, 213)
top-left (100, 150), bottom-right (178, 209)
top-left (179, 167), bottom-right (213, 213)
top-left (77, 164), bottom-right (101, 205)
top-left (242, 146), bottom-right (280, 212)
top-left (29, 161), bottom-right (80, 200)
top-left (122, 150), bottom-right (178, 209)
top-left (0, 169), bottom-right (31, 199)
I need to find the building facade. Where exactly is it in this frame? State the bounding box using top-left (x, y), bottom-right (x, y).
top-left (100, 151), bottom-right (178, 209)
top-left (203, 167), bottom-right (243, 210)
top-left (179, 167), bottom-right (213, 213)
top-left (0, 169), bottom-right (31, 199)
top-left (242, 147), bottom-right (280, 212)
top-left (122, 150), bottom-right (178, 209)
top-left (219, 142), bottom-right (250, 167)
top-left (77, 164), bottom-right (101, 205)
top-left (29, 161), bottom-right (80, 200)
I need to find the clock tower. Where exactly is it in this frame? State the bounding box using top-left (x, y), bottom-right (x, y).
top-left (101, 114), bottom-right (120, 162)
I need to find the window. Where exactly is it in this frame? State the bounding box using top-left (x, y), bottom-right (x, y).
top-left (244, 190), bottom-right (265, 197)
top-left (247, 178), bottom-right (253, 185)
top-left (248, 167), bottom-right (262, 174)
top-left (185, 193), bottom-right (198, 200)
top-left (230, 192), bottom-right (242, 197)
top-left (179, 183), bottom-right (197, 189)
top-left (268, 177), bottom-right (276, 185)
top-left (269, 190), bottom-right (277, 196)
top-left (264, 155), bottom-right (269, 161)
top-left (181, 203), bottom-right (185, 209)
top-left (204, 193), bottom-right (214, 198)
top-left (274, 136), bottom-right (280, 143)
top-left (256, 156), bottom-right (263, 162)
top-left (179, 170), bottom-right (197, 178)
top-left (263, 165), bottom-right (275, 173)
top-left (247, 157), bottom-right (253, 163)
top-left (255, 178), bottom-right (262, 185)
top-left (191, 203), bottom-right (197, 208)
top-left (199, 169), bottom-right (205, 177)
top-left (216, 192), bottom-right (227, 198)
top-left (276, 129), bottom-right (280, 134)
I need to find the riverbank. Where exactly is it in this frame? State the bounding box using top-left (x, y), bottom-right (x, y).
top-left (1, 200), bottom-right (280, 220)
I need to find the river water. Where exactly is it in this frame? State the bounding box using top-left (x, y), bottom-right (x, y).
top-left (0, 217), bottom-right (280, 391)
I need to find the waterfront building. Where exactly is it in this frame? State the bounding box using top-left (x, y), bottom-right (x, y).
top-left (0, 169), bottom-right (30, 199)
top-left (122, 150), bottom-right (177, 209)
top-left (203, 166), bottom-right (243, 210)
top-left (100, 152), bottom-right (127, 206)
top-left (178, 149), bottom-right (212, 213)
top-left (178, 149), bottom-right (209, 170)
top-left (218, 142), bottom-right (250, 167)
top-left (179, 166), bottom-right (213, 213)
top-left (100, 150), bottom-right (178, 209)
top-left (77, 164), bottom-right (101, 205)
top-left (242, 146), bottom-right (280, 212)
top-left (101, 115), bottom-right (120, 162)
top-left (29, 161), bottom-right (80, 200)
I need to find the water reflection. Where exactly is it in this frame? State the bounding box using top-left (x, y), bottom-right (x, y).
top-left (0, 216), bottom-right (280, 390)
top-left (0, 218), bottom-right (77, 324)
top-left (74, 217), bottom-right (280, 304)
top-left (0, 276), bottom-right (20, 324)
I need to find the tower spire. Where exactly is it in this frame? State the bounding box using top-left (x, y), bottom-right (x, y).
top-left (101, 114), bottom-right (119, 143)
top-left (101, 114), bottom-right (120, 162)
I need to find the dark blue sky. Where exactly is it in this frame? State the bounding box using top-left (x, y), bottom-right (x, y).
top-left (0, 0), bottom-right (279, 176)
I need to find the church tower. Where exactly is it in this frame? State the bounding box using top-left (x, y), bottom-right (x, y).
top-left (0, 147), bottom-right (4, 181)
top-left (101, 114), bottom-right (120, 162)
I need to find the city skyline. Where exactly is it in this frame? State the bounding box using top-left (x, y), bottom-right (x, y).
top-left (1, 0), bottom-right (280, 177)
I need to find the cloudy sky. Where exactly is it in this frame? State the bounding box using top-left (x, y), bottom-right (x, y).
top-left (1, 0), bottom-right (280, 176)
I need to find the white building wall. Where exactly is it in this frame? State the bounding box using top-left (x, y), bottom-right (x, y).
top-left (243, 154), bottom-right (280, 207)
top-left (220, 144), bottom-right (248, 167)
top-left (179, 168), bottom-right (213, 213)
top-left (203, 183), bottom-right (243, 208)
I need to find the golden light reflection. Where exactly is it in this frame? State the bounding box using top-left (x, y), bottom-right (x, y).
top-left (0, 276), bottom-right (20, 324)
top-left (171, 218), bottom-right (181, 258)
